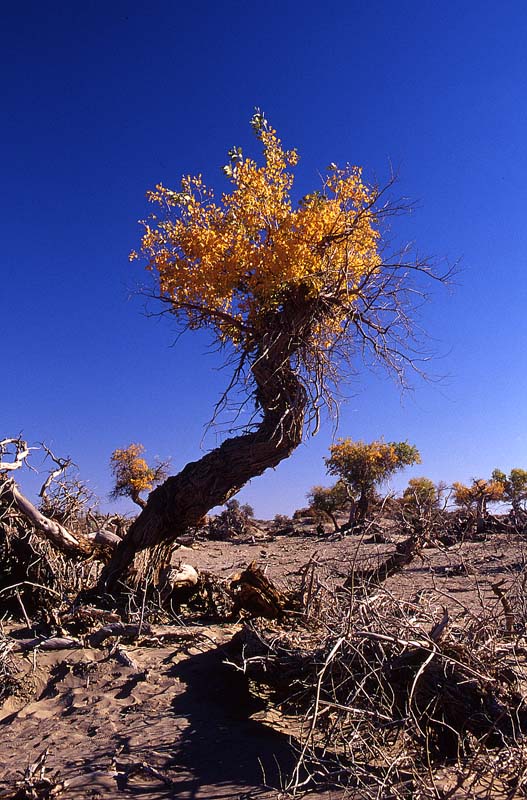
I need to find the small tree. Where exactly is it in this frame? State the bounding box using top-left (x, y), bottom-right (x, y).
top-left (402, 477), bottom-right (440, 511)
top-left (326, 439), bottom-right (421, 527)
top-left (207, 498), bottom-right (255, 540)
top-left (110, 444), bottom-right (169, 509)
top-left (452, 478), bottom-right (504, 533)
top-left (399, 476), bottom-right (447, 540)
top-left (492, 468), bottom-right (527, 517)
top-left (307, 481), bottom-right (351, 531)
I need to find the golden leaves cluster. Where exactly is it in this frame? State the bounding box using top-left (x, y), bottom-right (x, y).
top-left (110, 443), bottom-right (156, 497)
top-left (133, 113), bottom-right (382, 347)
top-left (326, 438), bottom-right (421, 493)
top-left (452, 479), bottom-right (505, 507)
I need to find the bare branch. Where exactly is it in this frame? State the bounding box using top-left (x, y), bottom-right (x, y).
top-left (0, 438), bottom-right (33, 472)
top-left (38, 443), bottom-right (72, 502)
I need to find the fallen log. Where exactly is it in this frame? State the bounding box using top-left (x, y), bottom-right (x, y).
top-left (89, 622), bottom-right (211, 647)
top-left (344, 533), bottom-right (422, 591)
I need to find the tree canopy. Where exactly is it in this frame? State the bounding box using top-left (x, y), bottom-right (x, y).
top-left (326, 439), bottom-right (421, 495)
top-left (326, 438), bottom-right (421, 526)
top-left (132, 110), bottom-right (439, 428)
top-left (492, 468), bottom-right (527, 512)
top-left (109, 444), bottom-right (168, 509)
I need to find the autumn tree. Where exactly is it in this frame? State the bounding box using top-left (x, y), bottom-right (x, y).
top-left (307, 481), bottom-right (351, 531)
top-left (326, 439), bottom-right (421, 527)
top-left (452, 478), bottom-right (504, 533)
top-left (401, 477), bottom-right (442, 511)
top-left (109, 444), bottom-right (169, 509)
top-left (100, 110), bottom-right (446, 589)
top-left (492, 468), bottom-right (527, 518)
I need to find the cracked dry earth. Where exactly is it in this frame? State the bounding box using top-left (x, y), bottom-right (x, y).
top-left (1, 528), bottom-right (526, 799)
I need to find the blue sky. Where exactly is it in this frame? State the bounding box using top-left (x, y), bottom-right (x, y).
top-left (2, 1), bottom-right (527, 517)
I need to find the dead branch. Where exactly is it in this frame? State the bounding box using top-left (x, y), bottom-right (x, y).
top-left (0, 477), bottom-right (118, 558)
top-left (12, 636), bottom-right (81, 652)
top-left (38, 445), bottom-right (72, 504)
top-left (0, 437), bottom-right (33, 472)
top-left (490, 579), bottom-right (515, 633)
top-left (229, 562), bottom-right (293, 619)
top-left (1, 478), bottom-right (86, 555)
top-left (89, 622), bottom-right (209, 647)
top-left (344, 531), bottom-right (422, 590)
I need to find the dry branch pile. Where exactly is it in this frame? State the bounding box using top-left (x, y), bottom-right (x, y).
top-left (228, 565), bottom-right (527, 798)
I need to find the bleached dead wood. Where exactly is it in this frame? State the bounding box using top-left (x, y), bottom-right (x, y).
top-left (1, 477), bottom-right (119, 556)
top-left (0, 437), bottom-right (32, 471)
top-left (1, 479), bottom-right (86, 555)
top-left (38, 445), bottom-right (72, 503)
top-left (89, 622), bottom-right (209, 647)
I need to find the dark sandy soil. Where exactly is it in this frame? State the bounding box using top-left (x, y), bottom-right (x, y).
top-left (1, 525), bottom-right (526, 799)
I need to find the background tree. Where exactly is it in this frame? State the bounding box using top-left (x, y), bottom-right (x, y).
top-left (401, 477), bottom-right (441, 512)
top-left (452, 478), bottom-right (504, 533)
top-left (326, 439), bottom-right (421, 528)
top-left (207, 499), bottom-right (255, 540)
top-left (492, 468), bottom-right (527, 518)
top-left (109, 444), bottom-right (169, 509)
top-left (307, 481), bottom-right (351, 531)
top-left (101, 111), bottom-right (446, 589)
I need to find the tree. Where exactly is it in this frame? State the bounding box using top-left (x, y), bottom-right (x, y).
top-left (100, 110), bottom-right (446, 589)
top-left (109, 443), bottom-right (169, 509)
top-left (401, 477), bottom-right (441, 511)
top-left (207, 499), bottom-right (255, 540)
top-left (307, 481), bottom-right (351, 531)
top-left (492, 468), bottom-right (527, 517)
top-left (452, 478), bottom-right (504, 533)
top-left (326, 439), bottom-right (421, 527)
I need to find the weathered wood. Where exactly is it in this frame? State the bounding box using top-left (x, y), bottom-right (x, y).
top-left (230, 562), bottom-right (290, 619)
top-left (99, 293), bottom-right (320, 591)
top-left (89, 622), bottom-right (208, 647)
top-left (0, 479), bottom-right (87, 556)
top-left (344, 533), bottom-right (422, 590)
top-left (12, 636), bottom-right (81, 652)
top-left (0, 478), bottom-right (120, 560)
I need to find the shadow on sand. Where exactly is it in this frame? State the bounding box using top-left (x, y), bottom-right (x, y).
top-left (165, 644), bottom-right (297, 798)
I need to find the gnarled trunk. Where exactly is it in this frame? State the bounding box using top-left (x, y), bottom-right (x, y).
top-left (100, 296), bottom-right (315, 591)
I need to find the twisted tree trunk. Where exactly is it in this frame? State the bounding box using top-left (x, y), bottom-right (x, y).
top-left (100, 296), bottom-right (315, 591)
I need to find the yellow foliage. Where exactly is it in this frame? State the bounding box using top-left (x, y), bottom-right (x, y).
top-left (326, 438), bottom-right (421, 493)
top-left (452, 479), bottom-right (504, 507)
top-left (110, 443), bottom-right (157, 501)
top-left (134, 112), bottom-right (382, 348)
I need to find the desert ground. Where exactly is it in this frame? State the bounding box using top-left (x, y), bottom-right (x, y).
top-left (1, 519), bottom-right (527, 799)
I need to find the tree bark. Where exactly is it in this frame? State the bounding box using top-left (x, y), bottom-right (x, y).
top-left (100, 367), bottom-right (306, 590)
top-left (100, 295), bottom-right (316, 591)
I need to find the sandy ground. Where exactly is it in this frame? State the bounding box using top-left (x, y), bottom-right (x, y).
top-left (1, 527), bottom-right (526, 798)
